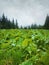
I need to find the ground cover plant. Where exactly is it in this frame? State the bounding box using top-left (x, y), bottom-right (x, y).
top-left (0, 29), bottom-right (49, 65)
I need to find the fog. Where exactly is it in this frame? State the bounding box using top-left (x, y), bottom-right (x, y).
top-left (0, 0), bottom-right (49, 26)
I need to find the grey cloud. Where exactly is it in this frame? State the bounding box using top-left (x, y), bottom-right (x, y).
top-left (0, 0), bottom-right (49, 26)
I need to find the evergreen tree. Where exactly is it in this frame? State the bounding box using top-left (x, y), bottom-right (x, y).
top-left (31, 24), bottom-right (34, 29)
top-left (0, 14), bottom-right (17, 29)
top-left (44, 15), bottom-right (49, 29)
top-left (15, 19), bottom-right (19, 29)
top-left (24, 26), bottom-right (27, 29)
top-left (1, 13), bottom-right (6, 28)
top-left (33, 24), bottom-right (37, 29)
top-left (0, 17), bottom-right (2, 28)
top-left (20, 26), bottom-right (23, 29)
top-left (12, 19), bottom-right (15, 29)
top-left (27, 26), bottom-right (31, 29)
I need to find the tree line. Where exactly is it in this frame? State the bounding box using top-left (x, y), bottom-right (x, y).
top-left (0, 14), bottom-right (18, 29)
top-left (0, 14), bottom-right (49, 29)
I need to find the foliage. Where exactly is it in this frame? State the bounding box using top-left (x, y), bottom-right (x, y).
top-left (0, 29), bottom-right (49, 65)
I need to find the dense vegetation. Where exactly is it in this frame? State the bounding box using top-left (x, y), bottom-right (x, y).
top-left (0, 29), bottom-right (49, 65)
top-left (0, 14), bottom-right (18, 29)
top-left (0, 14), bottom-right (49, 29)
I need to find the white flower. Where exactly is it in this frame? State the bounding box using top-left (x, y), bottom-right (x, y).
top-left (32, 35), bottom-right (35, 40)
top-left (12, 43), bottom-right (16, 46)
top-left (37, 49), bottom-right (40, 52)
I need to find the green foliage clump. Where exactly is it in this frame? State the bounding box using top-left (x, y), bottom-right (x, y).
top-left (0, 29), bottom-right (49, 65)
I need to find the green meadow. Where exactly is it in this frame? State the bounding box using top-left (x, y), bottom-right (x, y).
top-left (0, 29), bottom-right (49, 65)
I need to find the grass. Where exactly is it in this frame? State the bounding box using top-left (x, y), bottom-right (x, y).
top-left (0, 29), bottom-right (49, 65)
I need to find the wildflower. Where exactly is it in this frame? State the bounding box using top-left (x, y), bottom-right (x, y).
top-left (12, 43), bottom-right (16, 46)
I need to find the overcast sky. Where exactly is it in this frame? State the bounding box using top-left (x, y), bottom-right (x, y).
top-left (0, 0), bottom-right (49, 26)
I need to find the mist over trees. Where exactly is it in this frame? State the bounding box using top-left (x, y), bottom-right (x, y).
top-left (0, 14), bottom-right (49, 29)
top-left (0, 14), bottom-right (19, 29)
